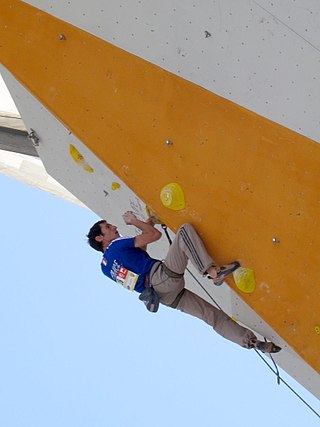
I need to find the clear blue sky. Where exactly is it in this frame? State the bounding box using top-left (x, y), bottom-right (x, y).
top-left (0, 173), bottom-right (319, 427)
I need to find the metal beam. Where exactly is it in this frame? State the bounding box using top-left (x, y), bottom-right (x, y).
top-left (0, 126), bottom-right (38, 157)
top-left (0, 112), bottom-right (38, 157)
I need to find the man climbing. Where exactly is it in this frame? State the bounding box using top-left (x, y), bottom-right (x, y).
top-left (87, 211), bottom-right (281, 353)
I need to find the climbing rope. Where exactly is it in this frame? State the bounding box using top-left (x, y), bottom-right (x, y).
top-left (161, 224), bottom-right (320, 419)
top-left (253, 349), bottom-right (320, 419)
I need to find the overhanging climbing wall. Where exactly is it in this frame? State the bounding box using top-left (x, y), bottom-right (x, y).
top-left (1, 0), bottom-right (319, 398)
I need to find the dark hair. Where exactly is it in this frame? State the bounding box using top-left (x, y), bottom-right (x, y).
top-left (87, 220), bottom-right (106, 252)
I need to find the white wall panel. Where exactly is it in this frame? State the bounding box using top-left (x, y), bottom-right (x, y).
top-left (22, 0), bottom-right (320, 143)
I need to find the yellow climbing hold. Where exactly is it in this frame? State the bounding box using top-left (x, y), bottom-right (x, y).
top-left (111, 182), bottom-right (121, 191)
top-left (160, 183), bottom-right (185, 211)
top-left (69, 144), bottom-right (94, 172)
top-left (233, 267), bottom-right (256, 293)
top-left (315, 326), bottom-right (320, 335)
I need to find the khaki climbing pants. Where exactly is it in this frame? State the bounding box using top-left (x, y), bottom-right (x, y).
top-left (150, 223), bottom-right (256, 348)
